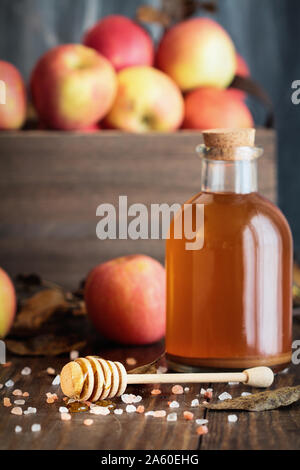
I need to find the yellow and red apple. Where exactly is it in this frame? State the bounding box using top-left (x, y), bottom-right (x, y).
top-left (105, 66), bottom-right (184, 132)
top-left (31, 44), bottom-right (117, 130)
top-left (156, 18), bottom-right (236, 91)
top-left (0, 61), bottom-right (26, 130)
top-left (183, 87), bottom-right (254, 129)
top-left (0, 268), bottom-right (16, 339)
top-left (84, 15), bottom-right (154, 71)
top-left (84, 255), bottom-right (166, 345)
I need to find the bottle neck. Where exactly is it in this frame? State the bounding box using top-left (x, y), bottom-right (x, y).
top-left (200, 158), bottom-right (258, 194)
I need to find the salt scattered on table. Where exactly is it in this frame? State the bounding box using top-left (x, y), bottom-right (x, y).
top-left (0, 384), bottom-right (3, 390)
top-left (14, 400), bottom-right (25, 405)
top-left (52, 375), bottom-right (60, 386)
top-left (61, 413), bottom-right (71, 421)
top-left (90, 406), bottom-right (110, 416)
top-left (11, 407), bottom-right (22, 415)
top-left (121, 394), bottom-right (137, 404)
top-left (5, 380), bottom-right (14, 388)
top-left (114, 408), bottom-right (123, 415)
top-left (172, 385), bottom-right (184, 395)
top-left (126, 405), bottom-right (136, 413)
top-left (84, 419), bottom-right (94, 426)
top-left (12, 389), bottom-right (22, 396)
top-left (31, 424), bottom-right (41, 433)
top-left (132, 395), bottom-right (142, 403)
top-left (126, 357), bottom-right (137, 366)
top-left (145, 411), bottom-right (155, 417)
top-left (70, 350), bottom-right (79, 360)
top-left (241, 392), bottom-right (252, 397)
top-left (157, 366), bottom-right (168, 374)
top-left (21, 367), bottom-right (31, 376)
top-left (228, 414), bottom-right (238, 423)
top-left (47, 367), bottom-right (55, 375)
top-left (218, 392), bottom-right (232, 401)
top-left (196, 419), bottom-right (208, 425)
top-left (191, 398), bottom-right (199, 407)
top-left (228, 381), bottom-right (239, 385)
top-left (169, 400), bottom-right (180, 408)
top-left (184, 387), bottom-right (190, 392)
top-left (59, 406), bottom-right (69, 414)
top-left (167, 412), bottom-right (177, 422)
top-left (15, 426), bottom-right (22, 433)
top-left (153, 410), bottom-right (166, 418)
top-left (24, 407), bottom-right (37, 415)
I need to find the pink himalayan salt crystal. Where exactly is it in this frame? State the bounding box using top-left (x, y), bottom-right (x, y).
top-left (84, 419), bottom-right (94, 426)
top-left (61, 413), bottom-right (71, 421)
top-left (11, 407), bottom-right (23, 415)
top-left (12, 389), bottom-right (23, 396)
top-left (172, 385), bottom-right (184, 395)
top-left (47, 367), bottom-right (55, 375)
top-left (4, 397), bottom-right (11, 407)
top-left (23, 392), bottom-right (29, 397)
top-left (136, 405), bottom-right (145, 414)
top-left (196, 425), bottom-right (208, 435)
top-left (183, 411), bottom-right (194, 421)
top-left (153, 410), bottom-right (166, 418)
top-left (151, 389), bottom-right (161, 395)
top-left (126, 357), bottom-right (137, 366)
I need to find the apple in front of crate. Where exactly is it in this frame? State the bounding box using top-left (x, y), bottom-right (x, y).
top-left (84, 255), bottom-right (166, 345)
top-left (156, 17), bottom-right (236, 91)
top-left (183, 87), bottom-right (254, 130)
top-left (0, 268), bottom-right (16, 338)
top-left (0, 61), bottom-right (26, 130)
top-left (83, 15), bottom-right (154, 71)
top-left (30, 44), bottom-right (117, 130)
top-left (105, 66), bottom-right (184, 132)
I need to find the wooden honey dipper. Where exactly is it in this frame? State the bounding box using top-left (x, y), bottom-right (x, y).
top-left (60, 356), bottom-right (274, 402)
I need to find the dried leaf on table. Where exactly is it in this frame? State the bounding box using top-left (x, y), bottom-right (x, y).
top-left (6, 335), bottom-right (86, 356)
top-left (202, 386), bottom-right (300, 412)
top-left (128, 353), bottom-right (165, 375)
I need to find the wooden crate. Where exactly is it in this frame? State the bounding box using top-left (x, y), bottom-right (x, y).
top-left (0, 129), bottom-right (276, 288)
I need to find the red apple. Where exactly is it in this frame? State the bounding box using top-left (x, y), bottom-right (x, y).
top-left (84, 255), bottom-right (166, 345)
top-left (227, 53), bottom-right (251, 101)
top-left (183, 87), bottom-right (254, 129)
top-left (0, 268), bottom-right (16, 339)
top-left (31, 44), bottom-right (117, 130)
top-left (83, 15), bottom-right (154, 71)
top-left (0, 61), bottom-right (26, 130)
top-left (156, 18), bottom-right (236, 91)
top-left (105, 66), bottom-right (184, 132)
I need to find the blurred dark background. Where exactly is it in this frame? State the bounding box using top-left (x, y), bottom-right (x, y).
top-left (0, 0), bottom-right (299, 260)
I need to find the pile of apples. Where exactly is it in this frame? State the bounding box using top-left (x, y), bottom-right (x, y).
top-left (0, 15), bottom-right (253, 132)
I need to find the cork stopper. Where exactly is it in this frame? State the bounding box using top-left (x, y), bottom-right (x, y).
top-left (201, 128), bottom-right (258, 161)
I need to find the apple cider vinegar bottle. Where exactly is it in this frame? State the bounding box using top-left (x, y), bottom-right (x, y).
top-left (166, 129), bottom-right (293, 372)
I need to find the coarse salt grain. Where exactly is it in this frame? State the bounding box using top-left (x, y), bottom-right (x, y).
top-left (196, 425), bottom-right (208, 435)
top-left (136, 405), bottom-right (145, 414)
top-left (126, 405), bottom-right (136, 413)
top-left (12, 389), bottom-right (22, 396)
top-left (31, 424), bottom-right (41, 433)
top-left (24, 407), bottom-right (37, 415)
top-left (204, 390), bottom-right (213, 399)
top-left (145, 411), bottom-right (154, 417)
top-left (228, 414), bottom-right (238, 423)
top-left (84, 419), bottom-right (93, 426)
top-left (218, 392), bottom-right (232, 401)
top-left (121, 394), bottom-right (137, 404)
top-left (133, 395), bottom-right (142, 403)
top-left (196, 419), bottom-right (208, 426)
top-left (126, 357), bottom-right (137, 366)
top-left (228, 381), bottom-right (239, 385)
top-left (241, 392), bottom-right (252, 397)
top-left (47, 367), bottom-right (55, 375)
top-left (23, 392), bottom-right (29, 397)
top-left (47, 398), bottom-right (55, 404)
top-left (183, 411), bottom-right (194, 421)
top-left (200, 388), bottom-right (206, 396)
top-left (21, 367), bottom-right (31, 376)
top-left (11, 407), bottom-right (22, 415)
top-left (151, 389), bottom-right (161, 395)
top-left (52, 375), bottom-right (60, 386)
top-left (0, 384), bottom-right (3, 390)
top-left (114, 408), bottom-right (123, 415)
top-left (184, 387), bottom-right (190, 392)
top-left (14, 400), bottom-right (25, 405)
top-left (157, 366), bottom-right (168, 374)
top-left (61, 413), bottom-right (71, 421)
top-left (4, 397), bottom-right (11, 407)
top-left (167, 413), bottom-right (177, 422)
top-left (15, 426), bottom-right (22, 433)
top-left (90, 406), bottom-right (110, 416)
top-left (70, 350), bottom-right (79, 360)
top-left (172, 385), bottom-right (184, 395)
top-left (5, 380), bottom-right (14, 388)
top-left (153, 410), bottom-right (166, 418)
top-left (59, 406), bottom-right (69, 414)
top-left (191, 399), bottom-right (199, 407)
top-left (169, 400), bottom-right (180, 409)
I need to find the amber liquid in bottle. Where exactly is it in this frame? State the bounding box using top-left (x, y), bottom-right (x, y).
top-left (166, 129), bottom-right (293, 372)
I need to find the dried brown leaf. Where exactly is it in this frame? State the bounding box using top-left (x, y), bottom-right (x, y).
top-left (128, 353), bottom-right (165, 375)
top-left (136, 6), bottom-right (171, 27)
top-left (6, 335), bottom-right (86, 356)
top-left (202, 386), bottom-right (300, 412)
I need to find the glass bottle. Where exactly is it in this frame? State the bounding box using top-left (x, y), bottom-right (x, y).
top-left (166, 129), bottom-right (293, 372)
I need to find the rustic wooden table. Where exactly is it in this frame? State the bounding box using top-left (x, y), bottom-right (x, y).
top-left (1, 317), bottom-right (299, 451)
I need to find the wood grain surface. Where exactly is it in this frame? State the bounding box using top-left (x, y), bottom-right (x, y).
top-left (0, 315), bottom-right (299, 451)
top-left (0, 129), bottom-right (276, 289)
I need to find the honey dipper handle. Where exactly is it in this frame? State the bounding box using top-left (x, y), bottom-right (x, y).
top-left (127, 367), bottom-right (274, 388)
